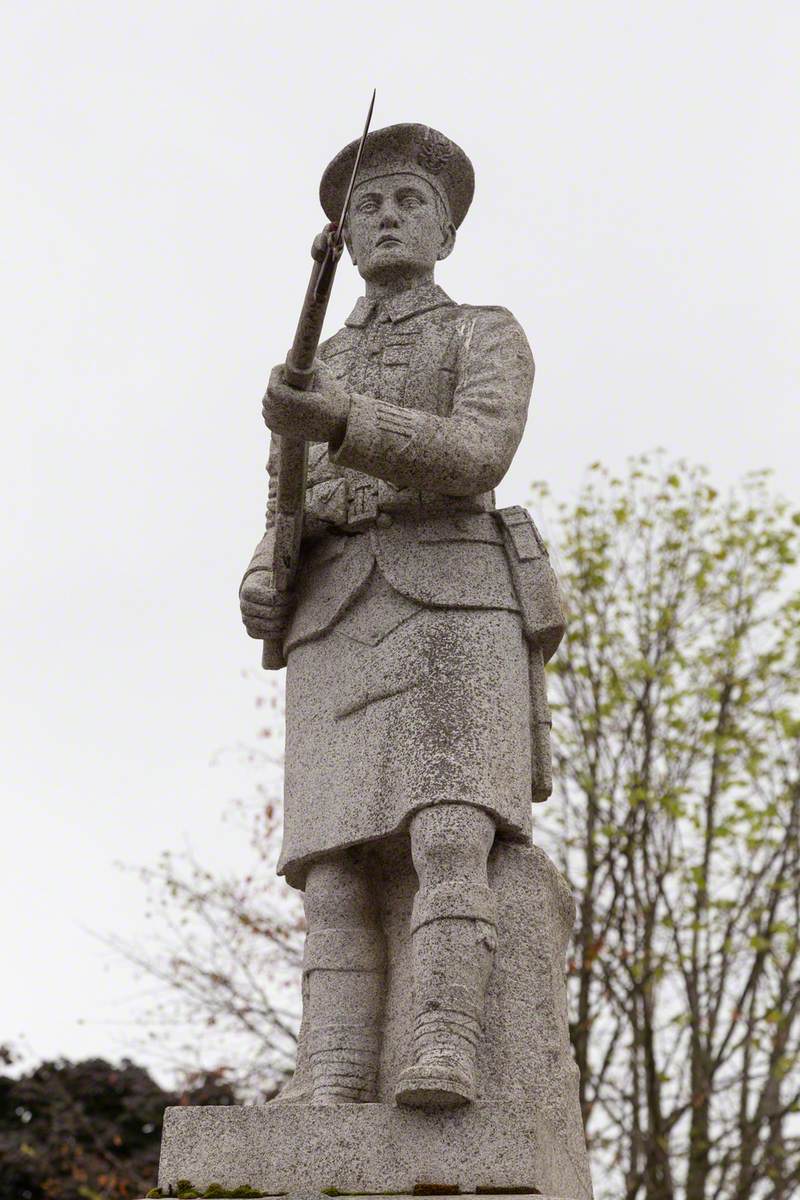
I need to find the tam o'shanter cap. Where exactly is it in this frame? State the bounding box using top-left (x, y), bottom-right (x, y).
top-left (320, 123), bottom-right (475, 229)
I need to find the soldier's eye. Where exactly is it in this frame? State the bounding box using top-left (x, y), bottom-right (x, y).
top-left (357, 200), bottom-right (378, 214)
top-left (401, 195), bottom-right (423, 209)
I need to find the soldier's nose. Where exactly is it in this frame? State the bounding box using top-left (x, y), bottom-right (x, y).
top-left (379, 209), bottom-right (400, 228)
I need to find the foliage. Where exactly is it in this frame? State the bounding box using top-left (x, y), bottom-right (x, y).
top-left (0, 1055), bottom-right (236, 1200)
top-left (532, 456), bottom-right (800, 1200)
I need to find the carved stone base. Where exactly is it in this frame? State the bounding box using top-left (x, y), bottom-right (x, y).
top-left (159, 1100), bottom-right (590, 1198)
top-left (288, 841), bottom-right (586, 1107)
top-left (158, 843), bottom-right (592, 1200)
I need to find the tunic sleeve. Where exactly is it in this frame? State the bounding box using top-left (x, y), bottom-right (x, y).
top-left (329, 308), bottom-right (534, 496)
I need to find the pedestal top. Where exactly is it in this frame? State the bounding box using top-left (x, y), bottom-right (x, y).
top-left (158, 1101), bottom-right (592, 1200)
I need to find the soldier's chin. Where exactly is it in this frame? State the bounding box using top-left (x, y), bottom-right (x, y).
top-left (361, 248), bottom-right (430, 282)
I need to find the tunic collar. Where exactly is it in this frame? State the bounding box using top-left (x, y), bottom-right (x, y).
top-left (344, 283), bottom-right (455, 328)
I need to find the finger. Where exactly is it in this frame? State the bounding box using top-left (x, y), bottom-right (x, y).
top-left (263, 397), bottom-right (326, 439)
top-left (240, 604), bottom-right (271, 621)
top-left (262, 391), bottom-right (289, 421)
top-left (311, 359), bottom-right (331, 389)
top-left (262, 391), bottom-right (297, 433)
top-left (244, 621), bottom-right (286, 640)
top-left (241, 619), bottom-right (291, 640)
top-left (268, 363), bottom-right (286, 389)
top-left (240, 602), bottom-right (293, 623)
top-left (239, 584), bottom-right (291, 607)
top-left (239, 590), bottom-right (295, 609)
top-left (265, 382), bottom-right (297, 407)
top-left (266, 378), bottom-right (320, 410)
top-left (241, 607), bottom-right (291, 626)
top-left (268, 361), bottom-right (320, 399)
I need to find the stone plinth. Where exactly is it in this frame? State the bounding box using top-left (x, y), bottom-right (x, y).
top-left (158, 844), bottom-right (592, 1200)
top-left (286, 841), bottom-right (585, 1107)
top-left (159, 1100), bottom-right (590, 1198)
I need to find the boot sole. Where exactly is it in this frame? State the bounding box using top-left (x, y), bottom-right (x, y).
top-left (395, 1072), bottom-right (474, 1109)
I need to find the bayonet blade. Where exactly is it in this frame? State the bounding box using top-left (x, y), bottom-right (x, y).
top-left (335, 88), bottom-right (376, 244)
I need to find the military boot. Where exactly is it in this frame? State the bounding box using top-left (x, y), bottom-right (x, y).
top-left (395, 882), bottom-right (497, 1108)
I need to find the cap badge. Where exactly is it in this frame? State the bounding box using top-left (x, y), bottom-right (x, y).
top-left (416, 129), bottom-right (453, 175)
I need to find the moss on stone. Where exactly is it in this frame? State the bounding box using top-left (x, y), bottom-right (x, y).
top-left (158, 1183), bottom-right (270, 1199)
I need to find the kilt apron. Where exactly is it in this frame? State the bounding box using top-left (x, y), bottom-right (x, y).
top-left (277, 528), bottom-right (533, 890)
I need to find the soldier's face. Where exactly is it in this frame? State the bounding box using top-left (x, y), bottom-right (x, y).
top-left (346, 174), bottom-right (456, 281)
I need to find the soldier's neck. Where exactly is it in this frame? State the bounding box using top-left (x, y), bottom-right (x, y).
top-left (364, 268), bottom-right (435, 302)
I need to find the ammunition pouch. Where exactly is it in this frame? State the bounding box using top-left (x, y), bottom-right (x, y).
top-left (494, 506), bottom-right (560, 803)
top-left (495, 506), bottom-right (565, 663)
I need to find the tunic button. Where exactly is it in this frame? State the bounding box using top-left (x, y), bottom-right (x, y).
top-left (376, 512), bottom-right (393, 529)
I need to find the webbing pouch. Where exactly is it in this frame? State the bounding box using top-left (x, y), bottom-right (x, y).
top-left (495, 506), bottom-right (566, 663)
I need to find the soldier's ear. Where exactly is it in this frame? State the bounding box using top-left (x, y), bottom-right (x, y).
top-left (437, 221), bottom-right (456, 262)
top-left (343, 220), bottom-right (357, 266)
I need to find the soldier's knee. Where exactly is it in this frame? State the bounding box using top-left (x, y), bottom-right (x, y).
top-left (410, 804), bottom-right (495, 889)
top-left (303, 853), bottom-right (373, 930)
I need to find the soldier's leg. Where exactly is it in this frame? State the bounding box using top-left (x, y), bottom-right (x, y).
top-left (395, 804), bottom-right (497, 1108)
top-left (303, 852), bottom-right (385, 1103)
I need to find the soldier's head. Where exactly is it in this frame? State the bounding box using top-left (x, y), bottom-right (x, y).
top-left (320, 124), bottom-right (474, 286)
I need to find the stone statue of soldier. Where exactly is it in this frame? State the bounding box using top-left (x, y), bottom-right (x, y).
top-left (154, 120), bottom-right (592, 1200)
top-left (239, 124), bottom-right (564, 1111)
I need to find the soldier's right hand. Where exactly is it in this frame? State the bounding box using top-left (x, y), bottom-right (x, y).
top-left (311, 225), bottom-right (335, 261)
top-left (239, 570), bottom-right (296, 640)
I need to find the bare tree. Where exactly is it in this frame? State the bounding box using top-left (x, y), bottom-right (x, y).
top-left (535, 456), bottom-right (800, 1200)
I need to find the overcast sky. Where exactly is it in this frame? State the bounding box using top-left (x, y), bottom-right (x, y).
top-left (1, 1), bottom-right (798, 1081)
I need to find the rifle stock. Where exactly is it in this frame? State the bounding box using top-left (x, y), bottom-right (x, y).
top-left (260, 240), bottom-right (340, 670)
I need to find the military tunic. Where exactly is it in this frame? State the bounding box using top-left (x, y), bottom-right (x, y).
top-left (269, 283), bottom-right (539, 889)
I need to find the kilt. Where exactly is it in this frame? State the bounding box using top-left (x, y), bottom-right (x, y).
top-left (278, 566), bottom-right (533, 889)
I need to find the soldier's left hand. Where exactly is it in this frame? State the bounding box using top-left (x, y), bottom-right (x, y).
top-left (262, 361), bottom-right (350, 443)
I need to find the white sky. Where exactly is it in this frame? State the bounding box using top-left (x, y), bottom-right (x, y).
top-left (1, 1), bottom-right (798, 1080)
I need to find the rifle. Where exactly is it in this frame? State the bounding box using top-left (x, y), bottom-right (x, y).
top-left (260, 92), bottom-right (376, 670)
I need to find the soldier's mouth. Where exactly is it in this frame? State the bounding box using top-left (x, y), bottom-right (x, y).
top-left (376, 235), bottom-right (402, 247)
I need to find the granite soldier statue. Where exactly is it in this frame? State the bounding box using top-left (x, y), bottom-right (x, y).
top-left (239, 123), bottom-right (564, 1109)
